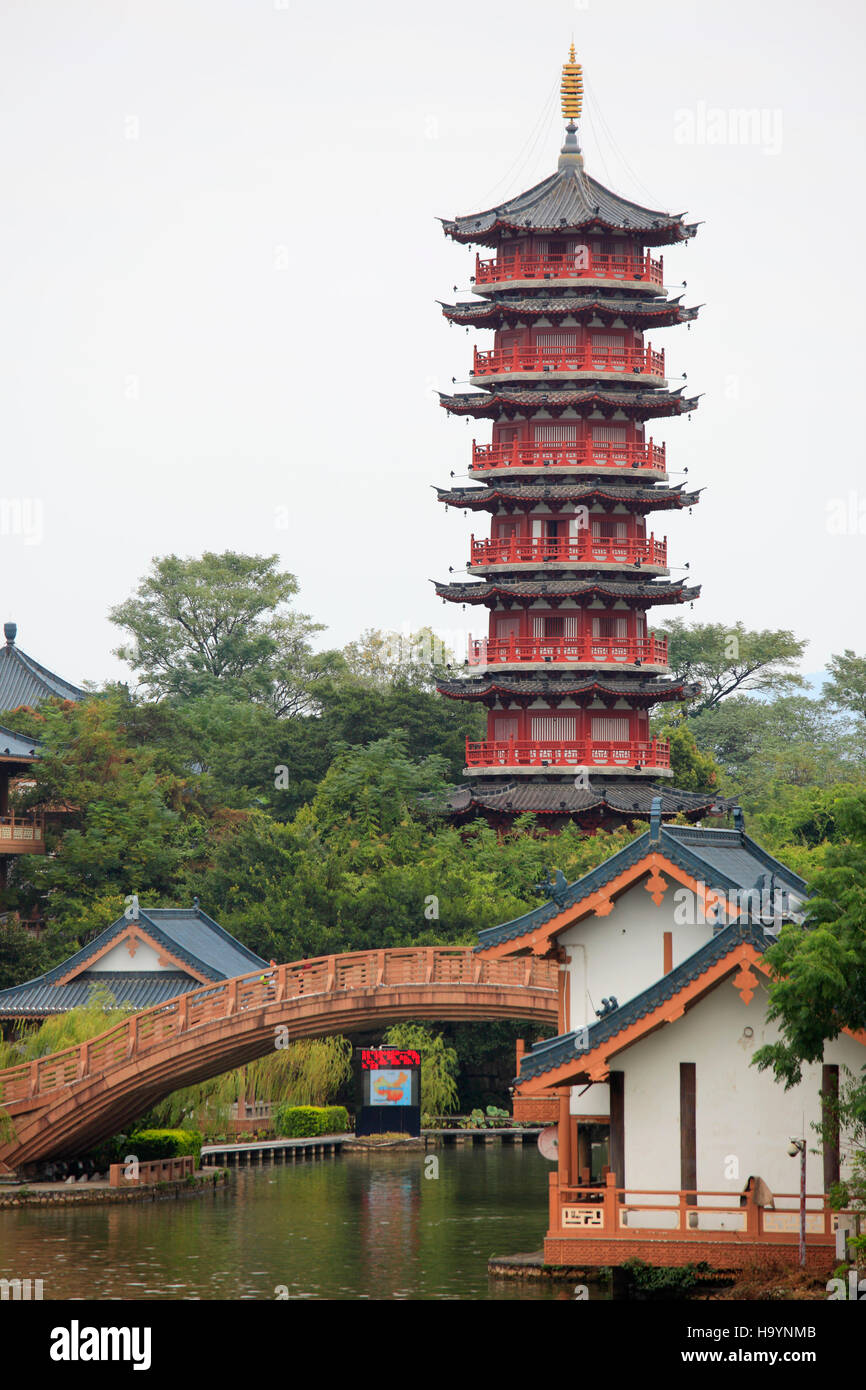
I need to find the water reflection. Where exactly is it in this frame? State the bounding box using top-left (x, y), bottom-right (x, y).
top-left (0, 1146), bottom-right (606, 1301)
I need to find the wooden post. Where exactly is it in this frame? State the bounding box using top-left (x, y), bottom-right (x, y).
top-left (549, 1170), bottom-right (560, 1234)
top-left (176, 993), bottom-right (189, 1034)
top-left (126, 1015), bottom-right (137, 1058)
top-left (77, 1043), bottom-right (89, 1083)
top-left (376, 950), bottom-right (386, 987)
top-left (226, 980), bottom-right (237, 1016)
top-left (679, 1062), bottom-right (697, 1206)
top-left (603, 1171), bottom-right (618, 1232)
top-left (558, 1090), bottom-right (571, 1189)
top-left (609, 1071), bottom-right (625, 1192)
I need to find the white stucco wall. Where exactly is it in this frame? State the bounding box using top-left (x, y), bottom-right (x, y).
top-left (88, 937), bottom-right (173, 972)
top-left (559, 879), bottom-right (715, 1029)
top-left (612, 974), bottom-right (864, 1200)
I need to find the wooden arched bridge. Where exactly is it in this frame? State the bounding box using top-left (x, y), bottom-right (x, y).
top-left (0, 947), bottom-right (557, 1171)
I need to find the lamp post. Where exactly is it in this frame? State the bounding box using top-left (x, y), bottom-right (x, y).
top-left (788, 1138), bottom-right (807, 1268)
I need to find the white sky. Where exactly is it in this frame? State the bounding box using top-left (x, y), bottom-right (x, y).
top-left (0, 0), bottom-right (864, 688)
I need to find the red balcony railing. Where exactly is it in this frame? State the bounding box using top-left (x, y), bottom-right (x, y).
top-left (475, 249), bottom-right (664, 288)
top-left (469, 534), bottom-right (667, 567)
top-left (472, 343), bottom-right (664, 378)
top-left (470, 440), bottom-right (666, 472)
top-left (465, 738), bottom-right (670, 770)
top-left (468, 635), bottom-right (669, 666)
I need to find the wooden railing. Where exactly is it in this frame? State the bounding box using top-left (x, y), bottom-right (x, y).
top-left (0, 813), bottom-right (46, 850)
top-left (475, 250), bottom-right (664, 288)
top-left (468, 635), bottom-right (669, 666)
top-left (109, 1155), bottom-right (195, 1187)
top-left (471, 439), bottom-right (666, 472)
top-left (0, 948), bottom-right (558, 1106)
top-left (551, 1172), bottom-right (856, 1244)
top-left (469, 533), bottom-right (667, 568)
top-left (473, 344), bottom-right (664, 378)
top-left (465, 738), bottom-right (670, 770)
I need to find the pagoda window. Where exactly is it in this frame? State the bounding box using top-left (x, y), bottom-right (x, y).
top-left (540, 237), bottom-right (568, 264)
top-left (635, 613), bottom-right (647, 637)
top-left (531, 712), bottom-right (577, 741)
top-left (591, 425), bottom-right (626, 442)
top-left (532, 614), bottom-right (564, 639)
top-left (592, 614), bottom-right (629, 639)
top-left (531, 518), bottom-right (562, 540)
top-left (492, 517), bottom-right (521, 541)
top-left (591, 715), bottom-right (630, 741)
top-left (534, 423), bottom-right (578, 442)
top-left (535, 330), bottom-right (578, 348)
top-left (494, 614), bottom-right (521, 638)
top-left (496, 425), bottom-right (520, 445)
top-left (591, 517), bottom-right (628, 540)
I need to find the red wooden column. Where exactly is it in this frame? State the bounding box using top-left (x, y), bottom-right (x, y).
top-left (680, 1062), bottom-right (697, 1206)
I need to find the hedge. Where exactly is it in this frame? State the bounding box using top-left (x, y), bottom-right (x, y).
top-left (126, 1129), bottom-right (203, 1162)
top-left (272, 1105), bottom-right (350, 1138)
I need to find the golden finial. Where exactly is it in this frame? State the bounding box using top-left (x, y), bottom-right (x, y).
top-left (561, 44), bottom-right (583, 122)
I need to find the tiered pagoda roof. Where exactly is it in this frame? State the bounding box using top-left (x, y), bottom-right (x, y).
top-left (437, 675), bottom-right (699, 705)
top-left (440, 166), bottom-right (697, 247)
top-left (436, 483), bottom-right (701, 512)
top-left (441, 294), bottom-right (700, 329)
top-left (435, 578), bottom-right (699, 606)
top-left (439, 386), bottom-right (698, 420)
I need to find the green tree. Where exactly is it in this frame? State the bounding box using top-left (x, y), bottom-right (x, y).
top-left (109, 550), bottom-right (325, 706)
top-left (381, 1022), bottom-right (459, 1116)
top-left (662, 620), bottom-right (807, 715)
top-left (824, 650), bottom-right (866, 727)
top-left (752, 787), bottom-right (866, 1088)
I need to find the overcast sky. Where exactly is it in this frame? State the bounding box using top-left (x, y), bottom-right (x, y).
top-left (1, 0), bottom-right (863, 689)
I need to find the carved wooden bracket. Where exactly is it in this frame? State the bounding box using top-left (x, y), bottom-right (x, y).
top-left (733, 964), bottom-right (758, 1005)
top-left (645, 869), bottom-right (668, 907)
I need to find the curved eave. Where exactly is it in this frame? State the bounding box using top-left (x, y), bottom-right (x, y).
top-left (441, 298), bottom-right (700, 329)
top-left (433, 578), bottom-right (700, 607)
top-left (435, 485), bottom-right (701, 512)
top-left (439, 388), bottom-right (699, 421)
top-left (436, 677), bottom-right (699, 703)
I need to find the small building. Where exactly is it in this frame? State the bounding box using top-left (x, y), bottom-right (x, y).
top-left (478, 800), bottom-right (864, 1270)
top-left (0, 902), bottom-right (268, 1022)
top-left (0, 621), bottom-right (87, 882)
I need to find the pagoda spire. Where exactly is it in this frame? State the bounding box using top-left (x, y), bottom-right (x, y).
top-left (559, 43), bottom-right (584, 170)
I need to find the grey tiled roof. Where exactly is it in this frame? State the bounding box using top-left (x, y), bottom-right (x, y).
top-left (441, 295), bottom-right (699, 328)
top-left (0, 723), bottom-right (41, 761)
top-left (517, 922), bottom-right (770, 1083)
top-left (0, 905), bottom-right (268, 1017)
top-left (437, 781), bottom-right (733, 821)
top-left (442, 164), bottom-right (695, 247)
top-left (435, 577), bottom-right (699, 606)
top-left (0, 972), bottom-right (195, 1016)
top-left (475, 822), bottom-right (802, 953)
top-left (440, 388), bottom-right (697, 420)
top-left (436, 484), bottom-right (699, 511)
top-left (436, 675), bottom-right (698, 702)
top-left (0, 632), bottom-right (86, 711)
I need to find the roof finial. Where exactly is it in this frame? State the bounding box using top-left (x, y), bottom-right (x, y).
top-left (4, 622), bottom-right (16, 647)
top-left (560, 44), bottom-right (583, 123)
top-left (558, 45), bottom-right (584, 171)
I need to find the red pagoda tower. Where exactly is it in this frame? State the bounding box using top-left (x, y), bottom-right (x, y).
top-left (434, 48), bottom-right (728, 831)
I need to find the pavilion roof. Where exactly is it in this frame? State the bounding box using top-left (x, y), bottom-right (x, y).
top-left (476, 822), bottom-right (805, 957)
top-left (441, 164), bottom-right (696, 248)
top-left (439, 387), bottom-right (698, 421)
top-left (0, 623), bottom-right (86, 713)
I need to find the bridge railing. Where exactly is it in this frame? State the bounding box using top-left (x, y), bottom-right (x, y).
top-left (0, 948), bottom-right (556, 1105)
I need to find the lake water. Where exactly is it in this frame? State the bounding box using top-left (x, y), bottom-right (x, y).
top-left (1, 1145), bottom-right (596, 1301)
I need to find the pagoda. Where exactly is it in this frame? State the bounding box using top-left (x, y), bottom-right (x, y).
top-left (433, 48), bottom-right (731, 831)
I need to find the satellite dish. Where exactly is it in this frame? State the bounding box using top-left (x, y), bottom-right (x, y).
top-left (537, 1126), bottom-right (559, 1161)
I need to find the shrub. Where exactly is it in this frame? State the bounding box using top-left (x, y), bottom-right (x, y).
top-left (273, 1105), bottom-right (349, 1138)
top-left (127, 1128), bottom-right (203, 1161)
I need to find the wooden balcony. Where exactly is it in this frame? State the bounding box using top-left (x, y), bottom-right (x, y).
top-left (465, 738), bottom-right (670, 771)
top-left (0, 812), bottom-right (46, 855)
top-left (469, 635), bottom-right (669, 667)
top-left (545, 1172), bottom-right (857, 1270)
top-left (472, 343), bottom-right (664, 380)
top-left (469, 533), bottom-right (667, 568)
top-left (474, 249), bottom-right (664, 288)
top-left (470, 439), bottom-right (666, 473)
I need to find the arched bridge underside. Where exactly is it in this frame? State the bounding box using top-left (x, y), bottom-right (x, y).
top-left (0, 948), bottom-right (557, 1170)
